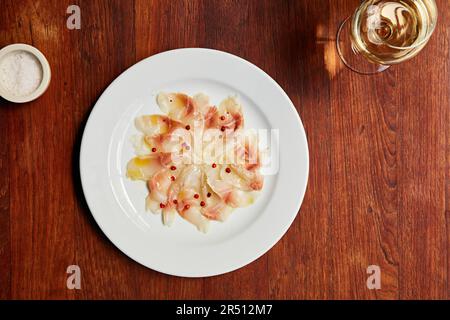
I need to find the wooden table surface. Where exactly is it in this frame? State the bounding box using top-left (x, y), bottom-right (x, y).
top-left (0, 0), bottom-right (449, 300)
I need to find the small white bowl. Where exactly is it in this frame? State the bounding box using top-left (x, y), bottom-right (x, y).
top-left (0, 43), bottom-right (51, 103)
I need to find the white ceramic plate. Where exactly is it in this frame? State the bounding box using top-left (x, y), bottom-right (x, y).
top-left (80, 48), bottom-right (309, 277)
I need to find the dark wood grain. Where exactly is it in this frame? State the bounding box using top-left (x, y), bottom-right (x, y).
top-left (396, 8), bottom-right (449, 298)
top-left (0, 0), bottom-right (448, 299)
top-left (0, 2), bottom-right (12, 300)
top-left (327, 0), bottom-right (401, 300)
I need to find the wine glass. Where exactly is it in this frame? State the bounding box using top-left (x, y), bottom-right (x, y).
top-left (336, 0), bottom-right (438, 75)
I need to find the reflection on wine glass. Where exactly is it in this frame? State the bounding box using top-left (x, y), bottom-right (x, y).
top-left (337, 0), bottom-right (438, 75)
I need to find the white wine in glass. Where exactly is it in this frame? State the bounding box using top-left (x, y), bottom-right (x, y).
top-left (337, 0), bottom-right (438, 74)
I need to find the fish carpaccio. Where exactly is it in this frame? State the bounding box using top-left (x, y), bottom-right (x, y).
top-left (127, 92), bottom-right (264, 233)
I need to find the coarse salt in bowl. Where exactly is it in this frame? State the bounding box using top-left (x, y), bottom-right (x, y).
top-left (0, 43), bottom-right (51, 103)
